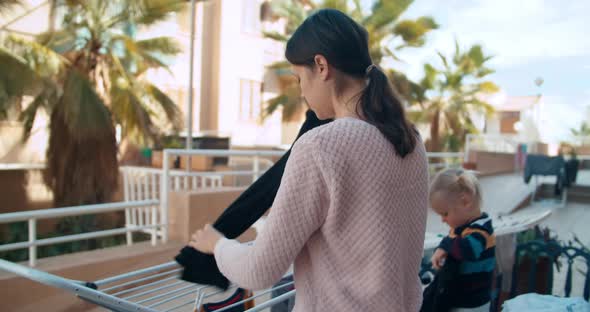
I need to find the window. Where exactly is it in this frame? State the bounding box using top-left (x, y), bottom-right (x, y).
top-left (241, 0), bottom-right (261, 34)
top-left (239, 79), bottom-right (262, 121)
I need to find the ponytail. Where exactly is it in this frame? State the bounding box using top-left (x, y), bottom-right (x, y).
top-left (357, 65), bottom-right (417, 158)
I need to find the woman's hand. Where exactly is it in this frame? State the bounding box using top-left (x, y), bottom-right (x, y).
top-left (189, 224), bottom-right (224, 255)
top-left (431, 248), bottom-right (448, 270)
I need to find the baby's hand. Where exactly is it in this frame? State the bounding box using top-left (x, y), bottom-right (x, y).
top-left (431, 248), bottom-right (448, 270)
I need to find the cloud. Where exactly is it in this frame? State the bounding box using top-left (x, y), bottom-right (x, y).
top-left (539, 95), bottom-right (589, 142)
top-left (392, 0), bottom-right (590, 79)
top-left (387, 1), bottom-right (590, 143)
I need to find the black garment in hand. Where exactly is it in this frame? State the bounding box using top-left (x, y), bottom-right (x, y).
top-left (175, 110), bottom-right (332, 289)
top-left (420, 257), bottom-right (460, 312)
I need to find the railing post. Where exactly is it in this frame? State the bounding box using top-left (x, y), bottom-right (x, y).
top-left (253, 155), bottom-right (260, 182)
top-left (174, 176), bottom-right (180, 191)
top-left (28, 219), bottom-right (36, 267)
top-left (151, 172), bottom-right (158, 246)
top-left (160, 150), bottom-right (170, 243)
top-left (151, 205), bottom-right (158, 246)
top-left (122, 168), bottom-right (133, 245)
top-left (464, 134), bottom-right (472, 163)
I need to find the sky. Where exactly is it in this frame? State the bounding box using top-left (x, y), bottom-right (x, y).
top-left (375, 0), bottom-right (590, 143)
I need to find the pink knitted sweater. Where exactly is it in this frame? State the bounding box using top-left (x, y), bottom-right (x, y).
top-left (214, 117), bottom-right (429, 311)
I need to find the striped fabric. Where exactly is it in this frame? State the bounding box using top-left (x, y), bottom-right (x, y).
top-left (438, 213), bottom-right (496, 308)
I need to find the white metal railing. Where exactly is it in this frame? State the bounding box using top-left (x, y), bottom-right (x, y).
top-left (120, 165), bottom-right (225, 242)
top-left (0, 148), bottom-right (465, 266)
top-left (159, 149), bottom-right (285, 243)
top-left (121, 149), bottom-right (278, 243)
top-left (0, 200), bottom-right (159, 267)
top-left (0, 163), bottom-right (45, 170)
top-left (0, 209), bottom-right (553, 311)
top-left (426, 152), bottom-right (464, 172)
top-left (464, 133), bottom-right (522, 159)
top-left (463, 133), bottom-right (568, 172)
top-left (121, 166), bottom-right (165, 244)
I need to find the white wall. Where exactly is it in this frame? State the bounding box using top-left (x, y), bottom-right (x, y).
top-left (216, 0), bottom-right (284, 147)
top-left (140, 4), bottom-right (204, 134)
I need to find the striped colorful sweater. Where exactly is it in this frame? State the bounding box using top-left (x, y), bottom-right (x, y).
top-left (437, 213), bottom-right (496, 308)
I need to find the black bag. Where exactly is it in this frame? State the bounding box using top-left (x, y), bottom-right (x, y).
top-left (420, 257), bottom-right (460, 312)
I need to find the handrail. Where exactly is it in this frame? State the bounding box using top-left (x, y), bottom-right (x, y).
top-left (0, 200), bottom-right (158, 223)
top-left (0, 200), bottom-right (159, 266)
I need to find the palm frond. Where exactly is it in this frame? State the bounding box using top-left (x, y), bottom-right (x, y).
top-left (263, 83), bottom-right (303, 121)
top-left (471, 99), bottom-right (495, 116)
top-left (145, 83), bottom-right (182, 130)
top-left (105, 0), bottom-right (185, 29)
top-left (263, 94), bottom-right (288, 119)
top-left (136, 37), bottom-right (182, 55)
top-left (262, 31), bottom-right (290, 42)
top-left (114, 35), bottom-right (178, 72)
top-left (452, 39), bottom-right (462, 65)
top-left (468, 44), bottom-right (487, 66)
top-left (365, 0), bottom-right (413, 30)
top-left (419, 63), bottom-right (437, 90)
top-left (109, 70), bottom-right (177, 144)
top-left (416, 16), bottom-right (438, 30)
top-left (131, 0), bottom-right (186, 26)
top-left (321, 0), bottom-right (348, 11)
top-left (384, 46), bottom-right (403, 62)
top-left (393, 16), bottom-right (438, 47)
top-left (36, 29), bottom-right (78, 54)
top-left (0, 47), bottom-right (45, 98)
top-left (112, 88), bottom-right (157, 144)
top-left (3, 34), bottom-right (66, 78)
top-left (350, 0), bottom-right (363, 21)
top-left (0, 85), bottom-right (20, 120)
top-left (476, 67), bottom-right (495, 78)
top-left (478, 81), bottom-right (499, 93)
top-left (19, 93), bottom-right (46, 141)
top-left (437, 51), bottom-right (449, 70)
top-left (272, 0), bottom-right (307, 34)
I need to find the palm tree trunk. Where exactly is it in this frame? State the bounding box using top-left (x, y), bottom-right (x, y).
top-left (44, 107), bottom-right (118, 207)
top-left (429, 109), bottom-right (441, 152)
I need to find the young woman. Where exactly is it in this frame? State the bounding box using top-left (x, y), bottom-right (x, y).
top-left (190, 9), bottom-right (429, 311)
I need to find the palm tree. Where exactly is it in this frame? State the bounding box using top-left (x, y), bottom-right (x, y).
top-left (0, 0), bottom-right (185, 206)
top-left (571, 121), bottom-right (590, 145)
top-left (571, 122), bottom-right (590, 137)
top-left (262, 0), bottom-right (438, 121)
top-left (410, 41), bottom-right (498, 152)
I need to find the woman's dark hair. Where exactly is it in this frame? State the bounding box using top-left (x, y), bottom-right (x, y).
top-left (285, 9), bottom-right (417, 157)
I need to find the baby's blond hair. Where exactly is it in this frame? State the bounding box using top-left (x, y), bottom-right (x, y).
top-left (429, 168), bottom-right (482, 210)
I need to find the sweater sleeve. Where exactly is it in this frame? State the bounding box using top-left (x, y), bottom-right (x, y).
top-left (214, 137), bottom-right (329, 290)
top-left (438, 232), bottom-right (487, 261)
top-left (213, 110), bottom-right (331, 239)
